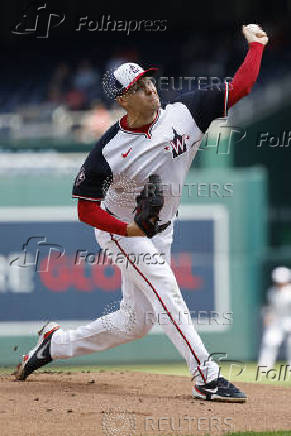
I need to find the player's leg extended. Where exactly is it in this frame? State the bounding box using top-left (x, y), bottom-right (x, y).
top-left (15, 235), bottom-right (154, 380)
top-left (109, 234), bottom-right (215, 380)
top-left (51, 226), bottom-right (211, 378)
top-left (107, 233), bottom-right (246, 401)
top-left (15, 280), bottom-right (154, 379)
top-left (50, 273), bottom-right (154, 360)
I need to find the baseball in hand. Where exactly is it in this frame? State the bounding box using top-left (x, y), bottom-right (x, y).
top-left (243, 23), bottom-right (268, 45)
top-left (246, 24), bottom-right (265, 38)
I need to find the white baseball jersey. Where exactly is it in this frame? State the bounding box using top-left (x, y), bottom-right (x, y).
top-left (53, 85), bottom-right (230, 386)
top-left (73, 86), bottom-right (228, 224)
top-left (267, 285), bottom-right (291, 330)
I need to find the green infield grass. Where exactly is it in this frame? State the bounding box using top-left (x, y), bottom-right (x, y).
top-left (1, 361), bottom-right (291, 386)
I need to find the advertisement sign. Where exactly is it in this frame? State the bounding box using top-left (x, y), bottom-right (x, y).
top-left (0, 205), bottom-right (229, 332)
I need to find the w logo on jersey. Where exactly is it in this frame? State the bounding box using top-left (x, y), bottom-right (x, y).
top-left (170, 128), bottom-right (188, 158)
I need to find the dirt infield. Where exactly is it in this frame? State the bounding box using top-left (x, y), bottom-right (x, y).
top-left (0, 371), bottom-right (290, 436)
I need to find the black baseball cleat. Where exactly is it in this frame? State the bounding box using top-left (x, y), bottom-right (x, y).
top-left (14, 322), bottom-right (60, 381)
top-left (192, 377), bottom-right (247, 402)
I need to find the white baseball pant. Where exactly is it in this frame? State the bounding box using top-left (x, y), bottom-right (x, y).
top-left (258, 320), bottom-right (291, 368)
top-left (51, 224), bottom-right (220, 384)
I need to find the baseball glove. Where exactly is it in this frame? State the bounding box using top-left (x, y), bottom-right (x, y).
top-left (134, 173), bottom-right (171, 238)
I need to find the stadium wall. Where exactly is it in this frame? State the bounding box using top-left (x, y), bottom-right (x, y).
top-left (0, 166), bottom-right (267, 366)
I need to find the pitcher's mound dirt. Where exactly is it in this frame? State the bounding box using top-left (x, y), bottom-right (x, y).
top-left (0, 371), bottom-right (290, 436)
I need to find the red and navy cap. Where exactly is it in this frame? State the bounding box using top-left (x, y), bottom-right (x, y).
top-left (103, 62), bottom-right (158, 99)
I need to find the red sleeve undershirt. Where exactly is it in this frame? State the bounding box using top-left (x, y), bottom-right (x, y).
top-left (77, 43), bottom-right (265, 235)
top-left (77, 199), bottom-right (128, 236)
top-left (228, 42), bottom-right (265, 107)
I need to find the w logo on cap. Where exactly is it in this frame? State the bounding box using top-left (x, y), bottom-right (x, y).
top-left (128, 63), bottom-right (140, 74)
top-left (102, 62), bottom-right (158, 99)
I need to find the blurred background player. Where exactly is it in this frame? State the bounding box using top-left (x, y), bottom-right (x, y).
top-left (258, 266), bottom-right (291, 368)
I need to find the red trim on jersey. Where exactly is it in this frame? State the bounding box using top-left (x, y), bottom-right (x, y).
top-left (124, 68), bottom-right (158, 92)
top-left (110, 234), bottom-right (207, 384)
top-left (77, 199), bottom-right (128, 236)
top-left (228, 42), bottom-right (265, 107)
top-left (119, 109), bottom-right (160, 139)
top-left (43, 326), bottom-right (60, 340)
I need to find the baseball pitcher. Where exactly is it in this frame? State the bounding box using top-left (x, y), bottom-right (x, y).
top-left (16, 24), bottom-right (268, 402)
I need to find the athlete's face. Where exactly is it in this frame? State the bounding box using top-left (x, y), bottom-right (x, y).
top-left (118, 77), bottom-right (160, 112)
